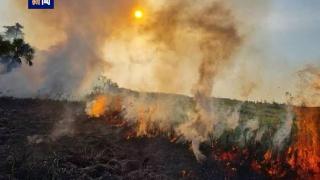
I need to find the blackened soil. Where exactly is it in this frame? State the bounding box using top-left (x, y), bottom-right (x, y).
top-left (0, 97), bottom-right (266, 180)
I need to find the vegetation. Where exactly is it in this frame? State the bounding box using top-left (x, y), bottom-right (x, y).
top-left (0, 23), bottom-right (34, 73)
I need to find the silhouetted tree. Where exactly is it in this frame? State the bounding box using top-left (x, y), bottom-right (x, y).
top-left (0, 23), bottom-right (34, 74)
top-left (3, 23), bottom-right (24, 40)
top-left (11, 38), bottom-right (34, 66)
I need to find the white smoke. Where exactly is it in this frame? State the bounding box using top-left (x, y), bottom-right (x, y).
top-left (238, 118), bottom-right (259, 146)
top-left (87, 92), bottom-right (244, 161)
top-left (272, 106), bottom-right (293, 150)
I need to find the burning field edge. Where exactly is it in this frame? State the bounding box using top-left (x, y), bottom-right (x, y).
top-left (0, 93), bottom-right (319, 179)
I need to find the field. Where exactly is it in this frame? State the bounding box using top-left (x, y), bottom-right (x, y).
top-left (0, 94), bottom-right (318, 179)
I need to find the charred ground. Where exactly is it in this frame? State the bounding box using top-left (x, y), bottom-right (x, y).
top-left (0, 97), bottom-right (198, 179)
top-left (0, 96), bottom-right (315, 179)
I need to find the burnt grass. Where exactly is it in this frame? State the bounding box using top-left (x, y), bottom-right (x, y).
top-left (0, 97), bottom-right (274, 180)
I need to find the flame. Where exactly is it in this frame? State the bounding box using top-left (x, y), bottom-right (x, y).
top-left (85, 95), bottom-right (108, 118)
top-left (287, 107), bottom-right (320, 176)
top-left (136, 107), bottom-right (149, 136)
top-left (258, 107), bottom-right (320, 178)
top-left (84, 93), bottom-right (320, 178)
top-left (263, 150), bottom-right (272, 161)
top-left (136, 105), bottom-right (159, 137)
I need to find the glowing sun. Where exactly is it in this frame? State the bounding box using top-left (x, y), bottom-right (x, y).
top-left (134, 10), bottom-right (143, 19)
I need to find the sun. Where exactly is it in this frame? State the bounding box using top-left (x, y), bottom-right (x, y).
top-left (134, 10), bottom-right (143, 19)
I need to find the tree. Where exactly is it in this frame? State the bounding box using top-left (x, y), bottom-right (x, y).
top-left (3, 23), bottom-right (24, 40)
top-left (0, 23), bottom-right (34, 74)
top-left (0, 36), bottom-right (11, 55)
top-left (11, 38), bottom-right (34, 66)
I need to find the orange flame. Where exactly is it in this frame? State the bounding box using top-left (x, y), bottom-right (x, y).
top-left (136, 106), bottom-right (158, 137)
top-left (287, 107), bottom-right (320, 176)
top-left (86, 95), bottom-right (108, 118)
top-left (263, 150), bottom-right (272, 161)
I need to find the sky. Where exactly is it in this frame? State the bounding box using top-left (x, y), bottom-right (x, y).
top-left (0, 0), bottom-right (319, 103)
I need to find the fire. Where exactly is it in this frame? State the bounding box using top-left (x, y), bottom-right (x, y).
top-left (263, 150), bottom-right (272, 161)
top-left (136, 107), bottom-right (149, 136)
top-left (135, 105), bottom-right (162, 137)
top-left (287, 107), bottom-right (320, 176)
top-left (84, 93), bottom-right (320, 178)
top-left (85, 95), bottom-right (108, 118)
top-left (257, 107), bottom-right (320, 178)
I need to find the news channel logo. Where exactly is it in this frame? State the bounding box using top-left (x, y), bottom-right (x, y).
top-left (28, 0), bottom-right (54, 9)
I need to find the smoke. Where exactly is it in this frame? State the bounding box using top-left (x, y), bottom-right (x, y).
top-left (27, 105), bottom-right (79, 143)
top-left (238, 118), bottom-right (259, 147)
top-left (0, 0), bottom-right (286, 104)
top-left (110, 0), bottom-right (243, 161)
top-left (152, 1), bottom-right (242, 95)
top-left (6, 0), bottom-right (141, 99)
top-left (295, 65), bottom-right (320, 106)
top-left (2, 0), bottom-right (249, 102)
top-left (85, 90), bottom-right (296, 160)
top-left (85, 0), bottom-right (243, 161)
top-left (255, 126), bottom-right (267, 142)
top-left (121, 93), bottom-right (191, 133)
top-left (269, 64), bottom-right (320, 150)
top-left (7, 0), bottom-right (294, 161)
top-left (102, 0), bottom-right (251, 97)
top-left (239, 73), bottom-right (259, 98)
top-left (86, 92), bottom-right (245, 161)
top-left (0, 57), bottom-right (21, 74)
top-left (50, 106), bottom-right (77, 140)
top-left (272, 106), bottom-right (293, 150)
top-left (151, 0), bottom-right (242, 160)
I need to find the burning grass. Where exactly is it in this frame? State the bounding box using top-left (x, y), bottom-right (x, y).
top-left (85, 92), bottom-right (320, 179)
top-left (287, 107), bottom-right (320, 177)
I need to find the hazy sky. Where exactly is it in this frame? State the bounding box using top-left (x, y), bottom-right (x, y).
top-left (0, 0), bottom-right (319, 103)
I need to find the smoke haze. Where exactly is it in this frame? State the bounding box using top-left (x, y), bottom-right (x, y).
top-left (0, 0), bottom-right (262, 101)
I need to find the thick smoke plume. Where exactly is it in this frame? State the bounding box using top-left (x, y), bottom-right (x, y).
top-left (132, 0), bottom-right (242, 160)
top-left (102, 0), bottom-right (243, 160)
top-left (9, 0), bottom-right (297, 161)
top-left (22, 0), bottom-right (244, 160)
top-left (5, 0), bottom-right (244, 100)
top-left (147, 0), bottom-right (242, 160)
top-left (10, 0), bottom-right (139, 98)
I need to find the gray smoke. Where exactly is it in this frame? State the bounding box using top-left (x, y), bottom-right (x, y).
top-left (272, 106), bottom-right (293, 150)
top-left (145, 0), bottom-right (243, 160)
top-left (6, 0), bottom-right (139, 99)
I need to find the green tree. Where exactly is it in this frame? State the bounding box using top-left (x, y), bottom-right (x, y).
top-left (3, 23), bottom-right (24, 40)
